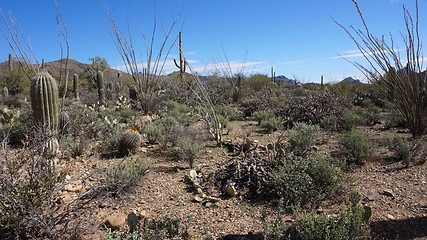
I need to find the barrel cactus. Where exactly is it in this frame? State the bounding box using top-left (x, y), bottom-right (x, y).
top-left (119, 129), bottom-right (142, 155)
top-left (58, 111), bottom-right (70, 136)
top-left (96, 71), bottom-right (105, 105)
top-left (30, 71), bottom-right (59, 157)
top-left (73, 74), bottom-right (79, 100)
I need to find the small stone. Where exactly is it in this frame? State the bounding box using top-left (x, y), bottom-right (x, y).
top-left (105, 214), bottom-right (127, 231)
top-left (381, 189), bottom-right (394, 198)
top-left (367, 192), bottom-right (381, 201)
top-left (194, 196), bottom-right (204, 202)
top-left (386, 214), bottom-right (395, 220)
top-left (205, 202), bottom-right (213, 208)
top-left (205, 196), bottom-right (221, 202)
top-left (218, 218), bottom-right (224, 222)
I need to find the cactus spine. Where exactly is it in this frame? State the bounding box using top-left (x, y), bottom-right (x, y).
top-left (119, 130), bottom-right (142, 155)
top-left (30, 72), bottom-right (59, 156)
top-left (174, 32), bottom-right (186, 76)
top-left (96, 71), bottom-right (105, 105)
top-left (3, 87), bottom-right (8, 97)
top-left (73, 74), bottom-right (79, 100)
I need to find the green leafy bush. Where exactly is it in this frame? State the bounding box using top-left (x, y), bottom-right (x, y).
top-left (274, 153), bottom-right (343, 208)
top-left (251, 110), bottom-right (272, 125)
top-left (338, 130), bottom-right (372, 164)
top-left (342, 110), bottom-right (364, 131)
top-left (288, 122), bottom-right (319, 155)
top-left (143, 123), bottom-right (163, 144)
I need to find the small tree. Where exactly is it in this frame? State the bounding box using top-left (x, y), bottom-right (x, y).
top-left (333, 0), bottom-right (426, 137)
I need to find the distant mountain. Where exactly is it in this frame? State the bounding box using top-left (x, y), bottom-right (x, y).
top-left (275, 75), bottom-right (296, 86)
top-left (0, 58), bottom-right (127, 82)
top-left (342, 76), bottom-right (361, 83)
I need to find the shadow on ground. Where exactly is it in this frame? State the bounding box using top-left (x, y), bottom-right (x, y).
top-left (370, 216), bottom-right (427, 240)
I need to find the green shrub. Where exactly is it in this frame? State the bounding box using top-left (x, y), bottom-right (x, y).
top-left (263, 198), bottom-right (370, 240)
top-left (143, 123), bottom-right (163, 144)
top-left (274, 153), bottom-right (343, 208)
top-left (105, 214), bottom-right (189, 240)
top-left (288, 122), bottom-right (319, 155)
top-left (97, 155), bottom-right (151, 196)
top-left (260, 116), bottom-right (283, 133)
top-left (215, 104), bottom-right (240, 120)
top-left (338, 130), bottom-right (372, 164)
top-left (387, 136), bottom-right (412, 166)
top-left (320, 115), bottom-right (338, 131)
top-left (342, 110), bottom-right (364, 130)
top-left (177, 136), bottom-right (202, 168)
top-left (251, 110), bottom-right (272, 124)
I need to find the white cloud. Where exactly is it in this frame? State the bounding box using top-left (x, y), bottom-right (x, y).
top-left (390, 0), bottom-right (401, 3)
top-left (278, 60), bottom-right (305, 65)
top-left (112, 59), bottom-right (265, 75)
top-left (330, 49), bottom-right (403, 59)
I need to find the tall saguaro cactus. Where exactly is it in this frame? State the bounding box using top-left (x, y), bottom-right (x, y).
top-left (321, 75), bottom-right (324, 90)
top-left (8, 53), bottom-right (13, 72)
top-left (174, 31), bottom-right (186, 76)
top-left (73, 74), bottom-right (79, 100)
top-left (30, 72), bottom-right (59, 156)
top-left (96, 71), bottom-right (105, 105)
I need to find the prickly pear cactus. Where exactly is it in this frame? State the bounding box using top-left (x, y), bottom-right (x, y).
top-left (73, 74), bottom-right (79, 100)
top-left (30, 71), bottom-right (59, 156)
top-left (96, 71), bottom-right (105, 105)
top-left (58, 111), bottom-right (70, 135)
top-left (119, 129), bottom-right (142, 155)
top-left (3, 87), bottom-right (8, 97)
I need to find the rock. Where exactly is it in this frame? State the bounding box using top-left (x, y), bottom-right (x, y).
top-left (381, 189), bottom-right (395, 198)
top-left (205, 202), bottom-right (213, 208)
top-left (386, 214), bottom-right (395, 220)
top-left (194, 196), bottom-right (204, 202)
top-left (105, 214), bottom-right (127, 231)
top-left (367, 192), bottom-right (381, 201)
top-left (64, 180), bottom-right (84, 192)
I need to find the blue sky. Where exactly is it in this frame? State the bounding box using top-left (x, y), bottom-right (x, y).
top-left (0, 0), bottom-right (426, 83)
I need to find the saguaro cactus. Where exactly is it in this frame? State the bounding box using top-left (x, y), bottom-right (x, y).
top-left (73, 74), bottom-right (79, 100)
top-left (30, 71), bottom-right (59, 156)
top-left (8, 53), bottom-right (12, 72)
top-left (3, 87), bottom-right (8, 97)
top-left (174, 32), bottom-right (186, 75)
top-left (232, 74), bottom-right (242, 102)
top-left (321, 75), bottom-right (324, 90)
top-left (96, 71), bottom-right (105, 105)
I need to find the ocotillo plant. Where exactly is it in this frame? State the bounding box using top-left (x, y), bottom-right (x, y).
top-left (73, 74), bottom-right (79, 100)
top-left (30, 71), bottom-right (59, 157)
top-left (174, 32), bottom-right (186, 77)
top-left (8, 53), bottom-right (12, 72)
top-left (321, 75), bottom-right (324, 90)
top-left (96, 71), bottom-right (105, 105)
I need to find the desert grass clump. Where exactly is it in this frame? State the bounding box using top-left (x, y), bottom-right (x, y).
top-left (288, 122), bottom-right (320, 155)
top-left (177, 136), bottom-right (202, 168)
top-left (338, 129), bottom-right (372, 164)
top-left (96, 155), bottom-right (151, 197)
top-left (387, 136), bottom-right (412, 166)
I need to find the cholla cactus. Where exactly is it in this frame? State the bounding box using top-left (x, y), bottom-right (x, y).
top-left (119, 129), bottom-right (142, 155)
top-left (30, 71), bottom-right (59, 157)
